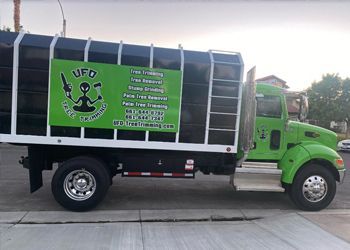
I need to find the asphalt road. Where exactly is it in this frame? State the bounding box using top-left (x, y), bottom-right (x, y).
top-left (0, 144), bottom-right (349, 212)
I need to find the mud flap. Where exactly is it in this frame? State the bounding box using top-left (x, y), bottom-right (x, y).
top-left (22, 146), bottom-right (51, 193)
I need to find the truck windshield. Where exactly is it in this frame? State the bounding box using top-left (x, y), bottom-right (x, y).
top-left (256, 95), bottom-right (282, 118)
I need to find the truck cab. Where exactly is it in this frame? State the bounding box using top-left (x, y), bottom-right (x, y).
top-left (233, 83), bottom-right (346, 211)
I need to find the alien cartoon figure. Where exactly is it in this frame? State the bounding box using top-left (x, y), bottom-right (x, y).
top-left (61, 73), bottom-right (102, 113)
top-left (257, 125), bottom-right (269, 140)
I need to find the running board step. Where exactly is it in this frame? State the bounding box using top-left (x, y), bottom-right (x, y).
top-left (235, 184), bottom-right (285, 192)
top-left (231, 167), bottom-right (285, 192)
top-left (241, 161), bottom-right (278, 169)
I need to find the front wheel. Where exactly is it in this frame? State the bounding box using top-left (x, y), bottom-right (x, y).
top-left (52, 156), bottom-right (110, 211)
top-left (289, 164), bottom-right (336, 211)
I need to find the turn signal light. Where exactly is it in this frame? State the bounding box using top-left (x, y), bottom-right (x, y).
top-left (336, 159), bottom-right (344, 167)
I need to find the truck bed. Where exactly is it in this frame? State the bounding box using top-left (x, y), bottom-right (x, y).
top-left (0, 31), bottom-right (243, 153)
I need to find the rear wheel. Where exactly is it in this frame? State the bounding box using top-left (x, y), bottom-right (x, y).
top-left (289, 164), bottom-right (336, 211)
top-left (52, 156), bottom-right (110, 211)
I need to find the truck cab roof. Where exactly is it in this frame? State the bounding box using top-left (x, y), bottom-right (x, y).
top-left (256, 83), bottom-right (284, 95)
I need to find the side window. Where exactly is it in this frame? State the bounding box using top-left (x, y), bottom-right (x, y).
top-left (256, 95), bottom-right (282, 118)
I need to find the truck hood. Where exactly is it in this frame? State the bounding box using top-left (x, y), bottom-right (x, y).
top-left (290, 121), bottom-right (338, 151)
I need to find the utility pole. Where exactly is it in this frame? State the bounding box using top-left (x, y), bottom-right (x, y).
top-left (57, 0), bottom-right (66, 37)
top-left (13, 0), bottom-right (21, 32)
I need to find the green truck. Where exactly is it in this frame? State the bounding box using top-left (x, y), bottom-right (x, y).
top-left (0, 31), bottom-right (346, 211)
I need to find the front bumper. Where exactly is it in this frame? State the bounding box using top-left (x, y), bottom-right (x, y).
top-left (338, 169), bottom-right (346, 184)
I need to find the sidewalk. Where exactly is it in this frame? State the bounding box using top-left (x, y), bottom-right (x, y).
top-left (1, 209), bottom-right (349, 249)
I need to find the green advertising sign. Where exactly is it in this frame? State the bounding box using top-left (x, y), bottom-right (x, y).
top-left (49, 59), bottom-right (182, 133)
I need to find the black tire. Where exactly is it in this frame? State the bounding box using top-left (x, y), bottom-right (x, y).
top-left (290, 164), bottom-right (336, 211)
top-left (51, 156), bottom-right (110, 211)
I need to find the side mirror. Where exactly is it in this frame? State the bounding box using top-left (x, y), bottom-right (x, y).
top-left (285, 118), bottom-right (290, 131)
top-left (298, 95), bottom-right (309, 122)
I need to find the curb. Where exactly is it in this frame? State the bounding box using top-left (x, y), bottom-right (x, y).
top-left (1, 209), bottom-right (349, 225)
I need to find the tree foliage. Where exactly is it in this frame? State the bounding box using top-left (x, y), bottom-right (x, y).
top-left (307, 74), bottom-right (350, 134)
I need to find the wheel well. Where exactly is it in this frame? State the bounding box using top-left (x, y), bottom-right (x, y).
top-left (49, 146), bottom-right (120, 178)
top-left (294, 159), bottom-right (340, 182)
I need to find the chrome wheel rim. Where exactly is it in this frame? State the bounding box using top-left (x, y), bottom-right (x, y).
top-left (302, 175), bottom-right (328, 202)
top-left (63, 169), bottom-right (96, 201)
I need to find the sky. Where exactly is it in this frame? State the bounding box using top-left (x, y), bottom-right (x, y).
top-left (1, 0), bottom-right (350, 91)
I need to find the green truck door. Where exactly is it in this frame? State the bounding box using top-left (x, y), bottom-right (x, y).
top-left (248, 94), bottom-right (285, 160)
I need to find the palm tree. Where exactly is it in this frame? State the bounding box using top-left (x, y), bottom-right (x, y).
top-left (14, 0), bottom-right (21, 32)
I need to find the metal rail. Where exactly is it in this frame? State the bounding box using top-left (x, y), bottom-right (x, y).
top-left (2, 33), bottom-right (243, 154)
